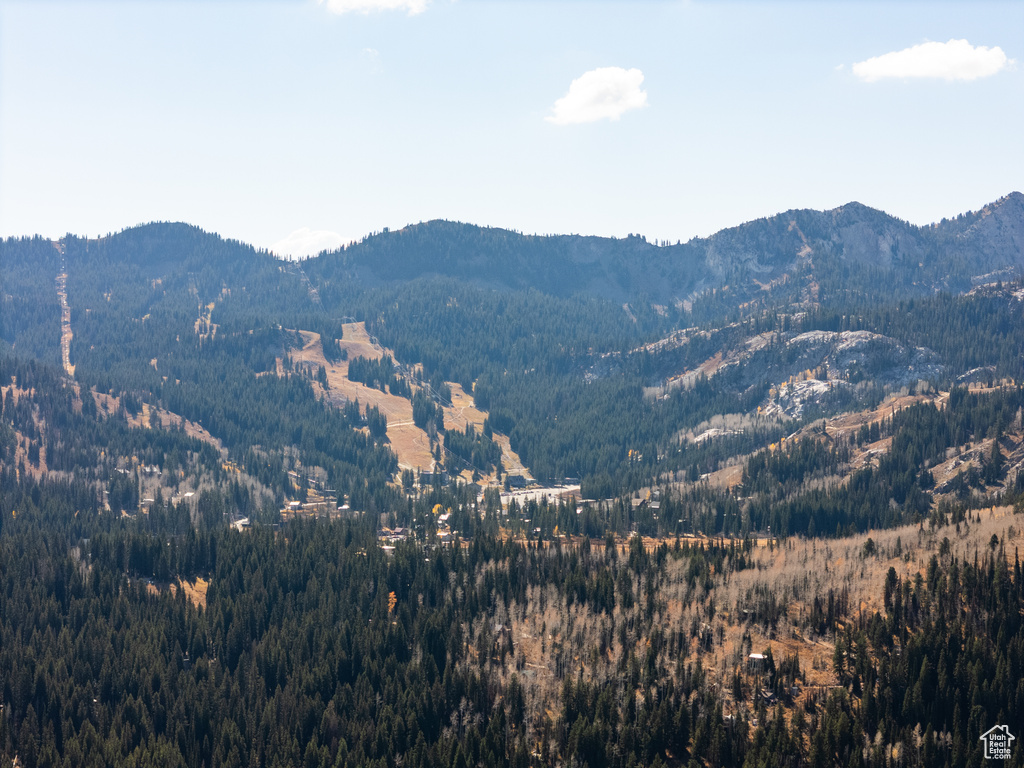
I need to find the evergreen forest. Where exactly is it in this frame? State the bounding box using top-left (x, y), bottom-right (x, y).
top-left (2, 195), bottom-right (1024, 766)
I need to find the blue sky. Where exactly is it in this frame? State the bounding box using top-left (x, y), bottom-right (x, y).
top-left (1, 1), bottom-right (1021, 256)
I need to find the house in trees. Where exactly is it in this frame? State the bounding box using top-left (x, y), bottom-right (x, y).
top-left (420, 470), bottom-right (449, 487)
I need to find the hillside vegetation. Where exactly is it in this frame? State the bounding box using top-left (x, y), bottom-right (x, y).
top-left (1, 194), bottom-right (1024, 766)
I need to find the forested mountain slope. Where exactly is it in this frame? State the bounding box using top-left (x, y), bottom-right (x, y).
top-left (1, 462), bottom-right (1022, 768)
top-left (3, 196), bottom-right (1024, 767)
top-left (3, 194), bottom-right (1024, 497)
top-left (306, 191), bottom-right (1024, 307)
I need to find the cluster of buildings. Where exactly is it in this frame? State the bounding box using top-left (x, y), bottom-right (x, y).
top-left (281, 469), bottom-right (359, 520)
top-left (377, 526), bottom-right (412, 556)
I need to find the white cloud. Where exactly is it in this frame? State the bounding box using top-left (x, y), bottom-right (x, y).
top-left (319, 0), bottom-right (428, 15)
top-left (546, 67), bottom-right (648, 125)
top-left (271, 228), bottom-right (346, 260)
top-left (852, 39), bottom-right (1013, 82)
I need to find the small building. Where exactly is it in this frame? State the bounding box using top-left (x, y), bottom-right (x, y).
top-left (747, 653), bottom-right (766, 673)
top-left (420, 470), bottom-right (449, 487)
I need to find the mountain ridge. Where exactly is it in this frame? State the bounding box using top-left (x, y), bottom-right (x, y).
top-left (300, 192), bottom-right (1024, 307)
top-left (10, 193), bottom-right (1018, 310)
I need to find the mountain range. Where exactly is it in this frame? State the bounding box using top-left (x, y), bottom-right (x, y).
top-left (8, 187), bottom-right (1024, 768)
top-left (3, 191), bottom-right (1024, 493)
top-left (7, 191), bottom-right (1020, 317)
top-left (302, 191), bottom-right (1024, 305)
